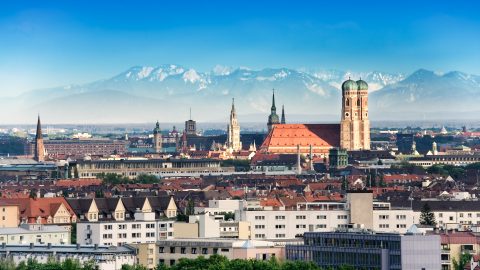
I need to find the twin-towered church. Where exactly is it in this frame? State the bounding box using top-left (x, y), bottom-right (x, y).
top-left (260, 78), bottom-right (371, 156)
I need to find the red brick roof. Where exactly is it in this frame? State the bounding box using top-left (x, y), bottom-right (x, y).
top-left (260, 124), bottom-right (340, 154)
top-left (440, 231), bottom-right (478, 244)
top-left (55, 178), bottom-right (102, 187)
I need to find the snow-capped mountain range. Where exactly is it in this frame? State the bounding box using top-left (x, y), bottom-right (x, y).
top-left (1, 65), bottom-right (479, 124)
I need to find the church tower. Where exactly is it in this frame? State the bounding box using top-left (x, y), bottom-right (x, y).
top-left (281, 105), bottom-right (286, 124)
top-left (340, 78), bottom-right (370, 150)
top-left (267, 89), bottom-right (280, 132)
top-left (34, 115), bottom-right (45, 162)
top-left (227, 98), bottom-right (242, 151)
top-left (153, 121), bottom-right (162, 153)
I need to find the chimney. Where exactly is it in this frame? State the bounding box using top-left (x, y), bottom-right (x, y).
top-left (296, 145), bottom-right (302, 175)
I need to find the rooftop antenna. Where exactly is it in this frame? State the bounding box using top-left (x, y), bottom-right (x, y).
top-left (189, 107), bottom-right (192, 120)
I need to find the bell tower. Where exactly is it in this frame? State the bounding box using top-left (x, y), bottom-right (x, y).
top-left (340, 78), bottom-right (370, 150)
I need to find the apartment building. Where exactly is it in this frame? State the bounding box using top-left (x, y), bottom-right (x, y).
top-left (0, 224), bottom-right (70, 245)
top-left (70, 196), bottom-right (177, 246)
top-left (0, 243), bottom-right (136, 270)
top-left (238, 201), bottom-right (351, 240)
top-left (0, 202), bottom-right (19, 228)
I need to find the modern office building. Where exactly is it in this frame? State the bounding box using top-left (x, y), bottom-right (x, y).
top-left (0, 224), bottom-right (70, 245)
top-left (286, 230), bottom-right (440, 270)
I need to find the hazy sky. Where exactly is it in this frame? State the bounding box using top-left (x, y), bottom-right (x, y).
top-left (0, 0), bottom-right (479, 97)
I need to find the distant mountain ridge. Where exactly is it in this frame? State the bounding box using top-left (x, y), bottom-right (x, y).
top-left (0, 65), bottom-right (478, 124)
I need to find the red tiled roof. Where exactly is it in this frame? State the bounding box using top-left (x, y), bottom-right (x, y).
top-left (55, 178), bottom-right (102, 187)
top-left (1, 197), bottom-right (76, 224)
top-left (440, 232), bottom-right (478, 244)
top-left (260, 124), bottom-right (340, 154)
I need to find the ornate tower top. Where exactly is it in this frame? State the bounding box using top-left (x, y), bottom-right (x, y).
top-left (271, 88), bottom-right (277, 113)
top-left (281, 105), bottom-right (286, 124)
top-left (153, 121), bottom-right (161, 134)
top-left (267, 89), bottom-right (280, 131)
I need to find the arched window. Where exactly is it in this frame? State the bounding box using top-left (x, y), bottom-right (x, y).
top-left (346, 99), bottom-right (350, 106)
top-left (357, 98), bottom-right (361, 106)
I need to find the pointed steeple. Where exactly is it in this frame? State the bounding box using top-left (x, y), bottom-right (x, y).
top-left (271, 89), bottom-right (277, 113)
top-left (267, 89), bottom-right (280, 132)
top-left (35, 115), bottom-right (43, 140)
top-left (230, 98), bottom-right (236, 118)
top-left (281, 105), bottom-right (286, 124)
top-left (34, 115), bottom-right (45, 162)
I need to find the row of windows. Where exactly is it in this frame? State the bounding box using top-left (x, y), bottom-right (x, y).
top-left (256, 215), bottom-right (346, 220)
top-left (159, 247), bottom-right (229, 254)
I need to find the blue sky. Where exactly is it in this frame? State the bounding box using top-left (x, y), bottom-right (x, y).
top-left (0, 0), bottom-right (479, 96)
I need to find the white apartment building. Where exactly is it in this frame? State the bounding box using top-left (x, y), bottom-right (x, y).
top-left (77, 211), bottom-right (174, 246)
top-left (238, 202), bottom-right (351, 240)
top-left (203, 194), bottom-right (480, 240)
top-left (0, 224), bottom-right (70, 245)
top-left (194, 199), bottom-right (245, 215)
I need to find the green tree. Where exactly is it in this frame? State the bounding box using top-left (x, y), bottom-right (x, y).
top-left (419, 203), bottom-right (436, 226)
top-left (136, 174), bottom-right (160, 184)
top-left (185, 199), bottom-right (195, 216)
top-left (452, 252), bottom-right (472, 270)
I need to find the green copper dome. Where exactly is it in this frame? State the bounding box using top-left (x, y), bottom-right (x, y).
top-left (153, 121), bottom-right (161, 134)
top-left (341, 79), bottom-right (358, 92)
top-left (356, 79), bottom-right (368, 90)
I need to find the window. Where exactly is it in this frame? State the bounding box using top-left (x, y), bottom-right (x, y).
top-left (460, 213), bottom-right (464, 218)
top-left (221, 248), bottom-right (230, 252)
top-left (170, 247), bottom-right (175, 253)
top-left (296, 224), bottom-right (306, 229)
top-left (146, 232), bottom-right (155, 237)
top-left (379, 224), bottom-right (389, 228)
top-left (337, 215), bottom-right (347, 220)
top-left (275, 216), bottom-right (285, 220)
top-left (202, 248), bottom-right (208, 255)
top-left (102, 234), bottom-right (112, 239)
top-left (118, 224), bottom-right (126, 230)
top-left (316, 224), bottom-right (327, 229)
top-left (317, 215), bottom-right (327, 220)
top-left (396, 224), bottom-right (406, 228)
top-left (396, 215), bottom-right (406, 220)
top-left (131, 233), bottom-right (141, 238)
top-left (118, 233), bottom-right (127, 239)
top-left (439, 213), bottom-right (443, 218)
top-left (181, 247), bottom-right (186, 254)
top-left (132, 224), bottom-right (141, 229)
top-left (255, 216), bottom-right (265, 220)
top-left (275, 224), bottom-right (285, 229)
top-left (379, 215), bottom-right (389, 220)
top-left (159, 247), bottom-right (164, 253)
top-left (296, 215), bottom-right (306, 220)
top-left (104, 225), bottom-right (112, 230)
top-left (275, 234), bottom-right (285, 238)
top-left (191, 248), bottom-right (197, 254)
top-left (255, 225), bottom-right (265, 229)
top-left (449, 216), bottom-right (454, 221)
top-left (255, 234), bottom-right (266, 238)
top-left (146, 223), bottom-right (155, 229)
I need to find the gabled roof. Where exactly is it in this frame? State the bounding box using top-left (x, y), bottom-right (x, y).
top-left (261, 124), bottom-right (340, 153)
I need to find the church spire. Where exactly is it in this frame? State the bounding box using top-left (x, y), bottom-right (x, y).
top-left (34, 115), bottom-right (45, 162)
top-left (36, 115), bottom-right (43, 140)
top-left (281, 105), bottom-right (286, 124)
top-left (271, 89), bottom-right (277, 113)
top-left (267, 89), bottom-right (280, 132)
top-left (231, 98), bottom-right (236, 118)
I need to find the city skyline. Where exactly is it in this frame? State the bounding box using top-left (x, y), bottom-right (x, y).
top-left (1, 1), bottom-right (479, 96)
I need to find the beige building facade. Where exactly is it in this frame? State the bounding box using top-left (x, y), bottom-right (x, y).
top-left (340, 79), bottom-right (370, 150)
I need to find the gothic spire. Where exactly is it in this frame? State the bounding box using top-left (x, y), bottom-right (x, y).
top-left (281, 105), bottom-right (286, 124)
top-left (36, 114), bottom-right (43, 140)
top-left (231, 98), bottom-right (236, 117)
top-left (271, 89), bottom-right (276, 113)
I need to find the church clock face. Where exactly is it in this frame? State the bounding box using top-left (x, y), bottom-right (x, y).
top-left (345, 113), bottom-right (349, 117)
